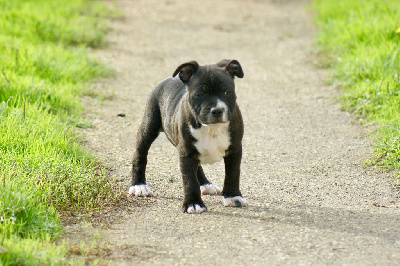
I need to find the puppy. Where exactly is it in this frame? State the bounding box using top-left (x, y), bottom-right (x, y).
top-left (129, 60), bottom-right (247, 214)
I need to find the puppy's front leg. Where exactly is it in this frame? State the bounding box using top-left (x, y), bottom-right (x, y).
top-left (222, 146), bottom-right (248, 207)
top-left (180, 156), bottom-right (207, 214)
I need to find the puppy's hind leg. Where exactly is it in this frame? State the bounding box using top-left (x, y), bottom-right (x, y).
top-left (129, 101), bottom-right (162, 197)
top-left (197, 166), bottom-right (222, 196)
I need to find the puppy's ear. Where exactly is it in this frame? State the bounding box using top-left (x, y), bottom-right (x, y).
top-left (172, 61), bottom-right (199, 83)
top-left (217, 59), bottom-right (244, 78)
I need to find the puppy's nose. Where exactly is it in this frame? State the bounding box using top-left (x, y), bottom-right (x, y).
top-left (210, 107), bottom-right (224, 117)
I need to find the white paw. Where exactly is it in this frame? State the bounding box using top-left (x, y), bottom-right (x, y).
top-left (223, 196), bottom-right (248, 207)
top-left (186, 204), bottom-right (207, 214)
top-left (200, 183), bottom-right (222, 195)
top-left (128, 184), bottom-right (153, 197)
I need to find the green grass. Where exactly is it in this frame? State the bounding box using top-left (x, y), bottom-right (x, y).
top-left (1, 236), bottom-right (69, 266)
top-left (312, 0), bottom-right (400, 171)
top-left (0, 0), bottom-right (119, 264)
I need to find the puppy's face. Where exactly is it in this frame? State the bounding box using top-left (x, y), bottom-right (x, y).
top-left (187, 68), bottom-right (236, 125)
top-left (173, 60), bottom-right (243, 125)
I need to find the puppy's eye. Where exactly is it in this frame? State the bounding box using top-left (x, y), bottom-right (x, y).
top-left (224, 90), bottom-right (232, 96)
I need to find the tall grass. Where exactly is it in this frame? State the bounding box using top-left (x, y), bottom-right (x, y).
top-left (312, 0), bottom-right (400, 170)
top-left (0, 0), bottom-right (118, 264)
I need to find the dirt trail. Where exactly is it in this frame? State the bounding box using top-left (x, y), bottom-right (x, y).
top-left (73, 0), bottom-right (399, 264)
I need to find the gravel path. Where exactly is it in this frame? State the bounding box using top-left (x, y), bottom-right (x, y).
top-left (75, 0), bottom-right (400, 264)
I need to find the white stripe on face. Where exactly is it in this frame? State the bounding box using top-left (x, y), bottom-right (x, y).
top-left (215, 99), bottom-right (228, 122)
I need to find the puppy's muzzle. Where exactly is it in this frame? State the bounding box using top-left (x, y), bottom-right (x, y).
top-left (210, 107), bottom-right (225, 118)
top-left (207, 106), bottom-right (227, 124)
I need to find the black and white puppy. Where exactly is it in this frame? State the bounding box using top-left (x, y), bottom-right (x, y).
top-left (129, 59), bottom-right (247, 214)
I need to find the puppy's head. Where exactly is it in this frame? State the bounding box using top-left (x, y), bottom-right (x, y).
top-left (173, 60), bottom-right (244, 125)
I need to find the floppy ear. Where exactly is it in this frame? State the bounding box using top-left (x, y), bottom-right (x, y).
top-left (172, 61), bottom-right (199, 83)
top-left (217, 59), bottom-right (244, 78)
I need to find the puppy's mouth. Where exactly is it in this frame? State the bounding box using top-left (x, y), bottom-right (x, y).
top-left (201, 120), bottom-right (229, 126)
top-left (199, 110), bottom-right (229, 125)
top-left (202, 117), bottom-right (229, 125)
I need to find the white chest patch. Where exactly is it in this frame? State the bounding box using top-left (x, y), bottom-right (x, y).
top-left (190, 123), bottom-right (231, 165)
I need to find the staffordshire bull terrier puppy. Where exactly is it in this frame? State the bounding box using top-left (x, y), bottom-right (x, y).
top-left (128, 59), bottom-right (247, 214)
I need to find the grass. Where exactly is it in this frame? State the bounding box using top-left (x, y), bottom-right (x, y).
top-left (312, 0), bottom-right (400, 172)
top-left (1, 236), bottom-right (69, 266)
top-left (0, 0), bottom-right (120, 264)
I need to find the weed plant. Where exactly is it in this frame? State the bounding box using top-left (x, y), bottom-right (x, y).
top-left (313, 0), bottom-right (400, 170)
top-left (0, 0), bottom-right (118, 264)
